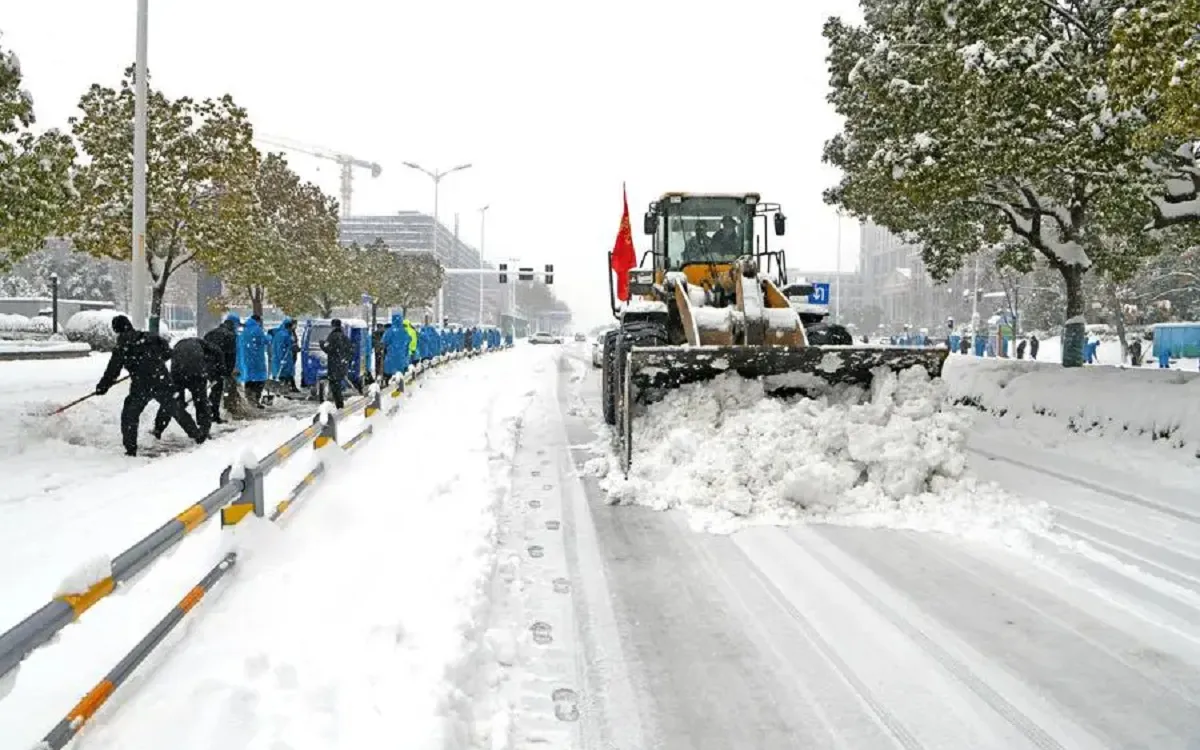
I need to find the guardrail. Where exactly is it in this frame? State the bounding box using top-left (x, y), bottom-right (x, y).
top-left (0, 346), bottom-right (503, 747)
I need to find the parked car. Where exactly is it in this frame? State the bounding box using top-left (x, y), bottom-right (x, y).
top-left (574, 332), bottom-right (586, 342)
top-left (530, 331), bottom-right (558, 345)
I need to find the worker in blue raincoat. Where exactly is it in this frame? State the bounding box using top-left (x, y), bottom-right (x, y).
top-left (238, 315), bottom-right (271, 407)
top-left (381, 312), bottom-right (412, 381)
top-left (421, 322), bottom-right (438, 361)
top-left (270, 317), bottom-right (299, 392)
top-left (472, 328), bottom-right (483, 351)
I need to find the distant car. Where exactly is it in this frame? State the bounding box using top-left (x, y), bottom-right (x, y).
top-left (530, 331), bottom-right (557, 345)
top-left (574, 332), bottom-right (586, 342)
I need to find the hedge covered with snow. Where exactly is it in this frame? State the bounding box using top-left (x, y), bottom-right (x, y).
top-left (0, 313), bottom-right (59, 334)
top-left (943, 356), bottom-right (1200, 453)
top-left (64, 309), bottom-right (123, 351)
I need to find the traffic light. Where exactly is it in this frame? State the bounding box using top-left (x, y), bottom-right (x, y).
top-left (519, 267), bottom-right (534, 281)
top-left (544, 264), bottom-right (554, 284)
top-left (499, 263), bottom-right (507, 284)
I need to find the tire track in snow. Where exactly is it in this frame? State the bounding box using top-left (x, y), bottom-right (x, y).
top-left (968, 445), bottom-right (1200, 525)
top-left (784, 528), bottom-right (1091, 750)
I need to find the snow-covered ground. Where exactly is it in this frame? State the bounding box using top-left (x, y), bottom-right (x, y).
top-left (0, 348), bottom-right (537, 749)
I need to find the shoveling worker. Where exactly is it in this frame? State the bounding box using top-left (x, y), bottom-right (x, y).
top-left (381, 312), bottom-right (412, 384)
top-left (319, 318), bottom-right (354, 409)
top-left (203, 314), bottom-right (239, 423)
top-left (238, 314), bottom-right (271, 408)
top-left (270, 317), bottom-right (299, 393)
top-left (95, 315), bottom-right (206, 456)
top-left (151, 336), bottom-right (220, 440)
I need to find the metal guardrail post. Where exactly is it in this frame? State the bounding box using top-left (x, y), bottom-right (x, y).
top-left (219, 460), bottom-right (265, 527)
top-left (365, 387), bottom-right (382, 419)
top-left (39, 553), bottom-right (237, 750)
top-left (314, 409), bottom-right (338, 450)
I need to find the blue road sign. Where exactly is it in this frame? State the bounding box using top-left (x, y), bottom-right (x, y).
top-left (808, 283), bottom-right (831, 305)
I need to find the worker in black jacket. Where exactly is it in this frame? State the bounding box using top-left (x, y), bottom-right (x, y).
top-left (95, 315), bottom-right (205, 456)
top-left (202, 315), bottom-right (239, 423)
top-left (319, 318), bottom-right (354, 409)
top-left (152, 337), bottom-right (221, 439)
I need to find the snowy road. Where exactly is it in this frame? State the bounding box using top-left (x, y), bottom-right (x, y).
top-left (551, 348), bottom-right (1200, 749)
top-left (4, 345), bottom-right (1199, 748)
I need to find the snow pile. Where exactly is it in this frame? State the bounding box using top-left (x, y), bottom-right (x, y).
top-left (64, 309), bottom-right (124, 351)
top-left (944, 356), bottom-right (1200, 452)
top-left (601, 367), bottom-right (1051, 545)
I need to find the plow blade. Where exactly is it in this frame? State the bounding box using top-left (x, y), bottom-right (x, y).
top-left (626, 345), bottom-right (949, 394)
top-left (616, 345), bottom-right (949, 475)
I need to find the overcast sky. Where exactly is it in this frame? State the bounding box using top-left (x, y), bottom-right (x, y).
top-left (5, 0), bottom-right (863, 329)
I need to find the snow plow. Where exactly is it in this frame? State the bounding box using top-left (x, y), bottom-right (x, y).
top-left (602, 191), bottom-right (948, 473)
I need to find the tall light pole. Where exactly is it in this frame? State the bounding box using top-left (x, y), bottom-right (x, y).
top-left (835, 209), bottom-right (843, 321)
top-left (478, 204), bottom-right (489, 325)
top-left (131, 0), bottom-right (150, 330)
top-left (402, 161), bottom-right (472, 323)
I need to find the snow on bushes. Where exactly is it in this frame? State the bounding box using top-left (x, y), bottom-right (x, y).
top-left (943, 356), bottom-right (1200, 453)
top-left (599, 367), bottom-right (1050, 545)
top-left (64, 309), bottom-right (123, 351)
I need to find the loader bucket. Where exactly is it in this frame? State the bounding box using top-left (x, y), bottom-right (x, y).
top-left (626, 345), bottom-right (949, 394)
top-left (615, 345), bottom-right (949, 475)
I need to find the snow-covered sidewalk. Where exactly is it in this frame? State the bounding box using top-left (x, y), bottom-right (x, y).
top-left (0, 346), bottom-right (543, 750)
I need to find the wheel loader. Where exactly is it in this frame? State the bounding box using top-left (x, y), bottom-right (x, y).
top-left (601, 191), bottom-right (948, 473)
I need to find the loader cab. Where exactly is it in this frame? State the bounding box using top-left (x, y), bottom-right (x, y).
top-left (643, 192), bottom-right (788, 287)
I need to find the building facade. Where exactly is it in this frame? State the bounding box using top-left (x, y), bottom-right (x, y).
top-left (340, 212), bottom-right (501, 325)
top-left (858, 220), bottom-right (974, 333)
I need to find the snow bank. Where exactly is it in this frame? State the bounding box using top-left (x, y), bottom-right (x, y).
top-left (944, 356), bottom-right (1200, 452)
top-left (600, 367), bottom-right (1051, 546)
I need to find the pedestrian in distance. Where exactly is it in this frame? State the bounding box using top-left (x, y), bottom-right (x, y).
top-left (1016, 339), bottom-right (1027, 360)
top-left (95, 315), bottom-right (206, 457)
top-left (152, 336), bottom-right (220, 440)
top-left (320, 318), bottom-right (355, 409)
top-left (1029, 334), bottom-right (1040, 360)
top-left (1130, 337), bottom-right (1143, 367)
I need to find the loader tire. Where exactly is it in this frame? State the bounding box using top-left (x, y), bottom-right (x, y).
top-left (601, 330), bottom-right (619, 426)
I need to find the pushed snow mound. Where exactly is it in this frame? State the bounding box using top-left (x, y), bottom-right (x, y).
top-left (600, 366), bottom-right (1051, 544)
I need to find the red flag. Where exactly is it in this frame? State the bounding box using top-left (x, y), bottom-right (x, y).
top-left (610, 184), bottom-right (637, 302)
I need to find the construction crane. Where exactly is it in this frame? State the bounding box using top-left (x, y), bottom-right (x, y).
top-left (255, 134), bottom-right (382, 218)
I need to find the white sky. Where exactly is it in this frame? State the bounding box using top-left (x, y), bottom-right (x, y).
top-left (4, 0), bottom-right (862, 329)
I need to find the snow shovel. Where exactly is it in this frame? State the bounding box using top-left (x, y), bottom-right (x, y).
top-left (46, 375), bottom-right (130, 416)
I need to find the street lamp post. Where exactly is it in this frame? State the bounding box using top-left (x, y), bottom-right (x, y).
top-left (49, 272), bottom-right (59, 335)
top-left (835, 210), bottom-right (843, 321)
top-left (401, 161), bottom-right (472, 323)
top-left (131, 0), bottom-right (150, 330)
top-left (478, 205), bottom-right (489, 325)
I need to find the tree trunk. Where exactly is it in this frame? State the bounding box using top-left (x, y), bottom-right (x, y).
top-left (1104, 277), bottom-right (1129, 363)
top-left (250, 287), bottom-right (265, 318)
top-left (1059, 264), bottom-right (1087, 368)
top-left (320, 295), bottom-right (333, 318)
top-left (149, 277), bottom-right (168, 336)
